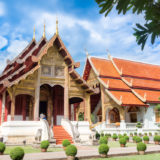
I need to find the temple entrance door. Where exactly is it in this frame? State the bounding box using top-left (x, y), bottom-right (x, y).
top-left (39, 101), bottom-right (47, 118)
top-left (52, 85), bottom-right (64, 126)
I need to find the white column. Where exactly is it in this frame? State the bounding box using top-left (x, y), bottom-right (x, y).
top-left (1, 91), bottom-right (6, 123)
top-left (34, 68), bottom-right (41, 120)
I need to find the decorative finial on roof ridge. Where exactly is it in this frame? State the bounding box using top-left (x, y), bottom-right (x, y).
top-left (107, 49), bottom-right (112, 60)
top-left (120, 95), bottom-right (123, 103)
top-left (130, 79), bottom-right (133, 86)
top-left (56, 16), bottom-right (59, 35)
top-left (43, 20), bottom-right (46, 38)
top-left (144, 92), bottom-right (147, 99)
top-left (85, 48), bottom-right (90, 57)
top-left (107, 80), bottom-right (109, 88)
top-left (33, 25), bottom-right (35, 41)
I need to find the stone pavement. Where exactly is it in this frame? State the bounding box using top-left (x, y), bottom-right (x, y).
top-left (1, 145), bottom-right (160, 160)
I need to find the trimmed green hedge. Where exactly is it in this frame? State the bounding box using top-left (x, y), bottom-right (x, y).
top-left (40, 140), bottom-right (50, 149)
top-left (112, 134), bottom-right (118, 140)
top-left (119, 138), bottom-right (127, 145)
top-left (135, 137), bottom-right (142, 143)
top-left (137, 142), bottom-right (147, 151)
top-left (98, 144), bottom-right (109, 155)
top-left (0, 142), bottom-right (5, 153)
top-left (62, 139), bottom-right (71, 147)
top-left (154, 135), bottom-right (160, 142)
top-left (65, 145), bottom-right (77, 156)
top-left (99, 136), bottom-right (108, 144)
top-left (10, 147), bottom-right (24, 160)
top-left (143, 136), bottom-right (149, 141)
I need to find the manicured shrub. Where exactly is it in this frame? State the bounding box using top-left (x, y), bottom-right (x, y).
top-left (99, 136), bottom-right (108, 144)
top-left (155, 132), bottom-right (158, 136)
top-left (130, 133), bottom-right (133, 137)
top-left (143, 136), bottom-right (149, 141)
top-left (149, 132), bottom-right (152, 136)
top-left (139, 133), bottom-right (142, 137)
top-left (10, 147), bottom-right (24, 160)
top-left (124, 136), bottom-right (129, 141)
top-left (137, 142), bottom-right (147, 151)
top-left (136, 122), bottom-right (142, 128)
top-left (156, 104), bottom-right (160, 111)
top-left (101, 133), bottom-right (104, 137)
top-left (105, 133), bottom-right (111, 137)
top-left (119, 138), bottom-right (127, 145)
top-left (0, 142), bottom-right (6, 154)
top-left (123, 133), bottom-right (127, 136)
top-left (154, 135), bottom-right (160, 142)
top-left (62, 139), bottom-right (71, 147)
top-left (135, 137), bottom-right (142, 143)
top-left (144, 133), bottom-right (147, 136)
top-left (133, 136), bottom-right (138, 142)
top-left (112, 134), bottom-right (118, 140)
top-left (96, 132), bottom-right (100, 140)
top-left (98, 144), bottom-right (109, 155)
top-left (134, 132), bottom-right (137, 136)
top-left (118, 134), bottom-right (123, 139)
top-left (65, 145), bottom-right (77, 156)
top-left (40, 140), bottom-right (50, 149)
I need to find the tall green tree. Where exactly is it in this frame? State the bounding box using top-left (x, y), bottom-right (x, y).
top-left (95, 0), bottom-right (160, 50)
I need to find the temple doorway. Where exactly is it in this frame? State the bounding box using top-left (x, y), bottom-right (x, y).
top-left (39, 101), bottom-right (47, 118)
top-left (52, 85), bottom-right (64, 125)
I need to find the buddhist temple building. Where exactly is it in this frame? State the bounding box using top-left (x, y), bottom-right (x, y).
top-left (0, 21), bottom-right (160, 145)
top-left (83, 54), bottom-right (160, 131)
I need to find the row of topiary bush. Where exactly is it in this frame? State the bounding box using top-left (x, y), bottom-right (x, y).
top-left (62, 139), bottom-right (77, 159)
top-left (98, 136), bottom-right (147, 157)
top-left (0, 140), bottom-right (51, 160)
top-left (96, 132), bottom-right (158, 140)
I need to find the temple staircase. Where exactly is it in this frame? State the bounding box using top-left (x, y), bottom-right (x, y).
top-left (53, 126), bottom-right (73, 145)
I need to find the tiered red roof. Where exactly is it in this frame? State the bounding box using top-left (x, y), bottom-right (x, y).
top-left (84, 57), bottom-right (147, 106)
top-left (113, 58), bottom-right (160, 103)
top-left (84, 55), bottom-right (160, 106)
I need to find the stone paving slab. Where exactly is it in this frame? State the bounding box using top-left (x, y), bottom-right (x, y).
top-left (1, 145), bottom-right (160, 160)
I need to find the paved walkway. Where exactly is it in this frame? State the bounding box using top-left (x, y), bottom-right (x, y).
top-left (1, 145), bottom-right (160, 160)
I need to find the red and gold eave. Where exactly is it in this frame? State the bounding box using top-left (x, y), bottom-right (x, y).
top-left (83, 56), bottom-right (149, 107)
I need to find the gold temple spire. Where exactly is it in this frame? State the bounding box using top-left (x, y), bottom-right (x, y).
top-left (43, 20), bottom-right (46, 38)
top-left (33, 26), bottom-right (35, 41)
top-left (56, 17), bottom-right (59, 35)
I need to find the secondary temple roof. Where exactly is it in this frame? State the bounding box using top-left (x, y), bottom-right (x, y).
top-left (83, 55), bottom-right (160, 106)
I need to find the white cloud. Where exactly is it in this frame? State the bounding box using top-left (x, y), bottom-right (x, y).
top-left (0, 2), bottom-right (5, 16)
top-left (7, 40), bottom-right (28, 56)
top-left (0, 36), bottom-right (8, 49)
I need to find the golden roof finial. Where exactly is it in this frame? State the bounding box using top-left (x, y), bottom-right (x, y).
top-left (43, 20), bottom-right (46, 38)
top-left (56, 16), bottom-right (59, 35)
top-left (33, 25), bottom-right (35, 41)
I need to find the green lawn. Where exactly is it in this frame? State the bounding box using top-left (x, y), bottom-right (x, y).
top-left (83, 153), bottom-right (160, 160)
top-left (4, 145), bottom-right (63, 154)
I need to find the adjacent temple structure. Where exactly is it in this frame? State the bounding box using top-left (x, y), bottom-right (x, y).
top-left (0, 20), bottom-right (160, 145)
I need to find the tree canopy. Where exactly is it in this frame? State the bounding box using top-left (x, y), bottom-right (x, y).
top-left (95, 0), bottom-right (160, 50)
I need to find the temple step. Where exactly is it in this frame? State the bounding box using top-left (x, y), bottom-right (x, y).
top-left (53, 126), bottom-right (73, 145)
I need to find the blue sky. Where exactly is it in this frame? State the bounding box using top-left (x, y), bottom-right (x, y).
top-left (0, 0), bottom-right (160, 75)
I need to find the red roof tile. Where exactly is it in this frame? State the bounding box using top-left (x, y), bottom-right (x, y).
top-left (90, 57), bottom-right (120, 78)
top-left (101, 77), bottom-right (130, 91)
top-left (124, 77), bottom-right (160, 90)
top-left (110, 90), bottom-right (147, 106)
top-left (113, 58), bottom-right (160, 80)
top-left (133, 89), bottom-right (160, 103)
